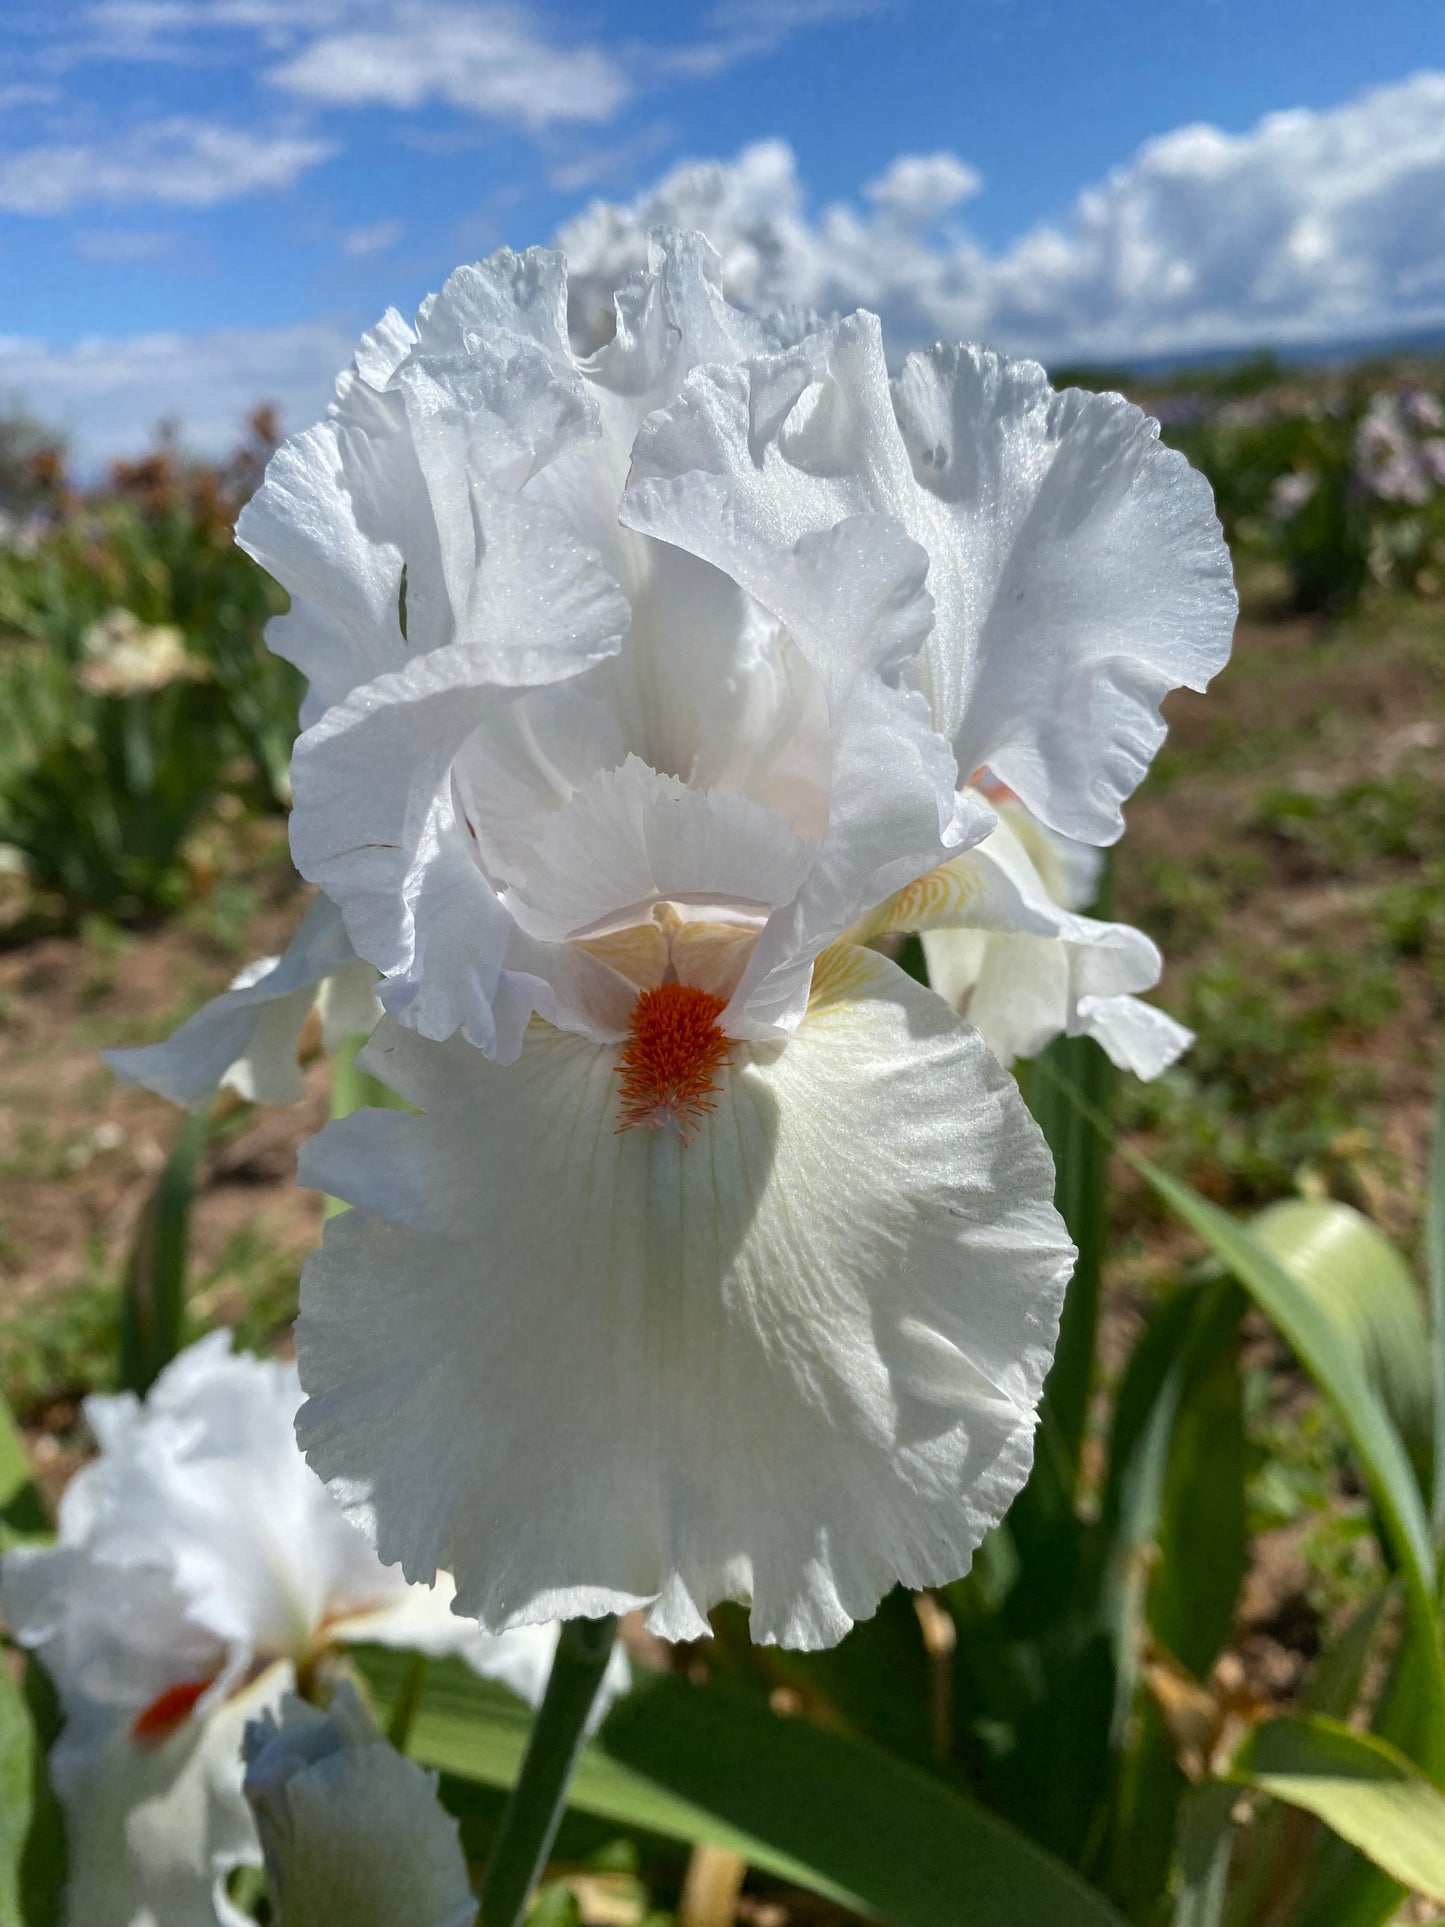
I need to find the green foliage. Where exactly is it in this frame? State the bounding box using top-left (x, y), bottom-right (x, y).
top-left (0, 646), bottom-right (220, 914)
top-left (0, 1248), bottom-right (121, 1419)
top-left (0, 425), bottom-right (300, 920)
top-left (1250, 1199), bottom-right (1435, 1497)
top-left (1244, 1380), bottom-right (1380, 1622)
top-left (1378, 861), bottom-right (1445, 985)
top-left (1116, 1144), bottom-right (1445, 1762)
top-left (357, 1648), bottom-right (1128, 1927)
top-left (118, 1106), bottom-right (210, 1396)
top-left (0, 1651), bottom-right (64, 1927)
top-left (1430, 1036), bottom-right (1445, 1546)
top-left (1017, 1023), bottom-right (1117, 1486)
top-left (1251, 769), bottom-right (1445, 873)
top-left (526, 1884), bottom-right (584, 1927)
top-left (1117, 939), bottom-right (1400, 1204)
top-left (0, 1221), bottom-right (300, 1423)
top-left (0, 1385), bottom-right (48, 1553)
top-left (1230, 1718), bottom-right (1445, 1904)
top-left (1155, 367), bottom-right (1445, 614)
top-left (0, 1376), bottom-right (62, 1927)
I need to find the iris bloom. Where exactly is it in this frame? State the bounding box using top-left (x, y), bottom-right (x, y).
top-left (162, 233), bottom-right (1232, 1652)
top-left (0, 1335), bottom-right (625, 1927)
top-left (76, 609), bottom-right (209, 698)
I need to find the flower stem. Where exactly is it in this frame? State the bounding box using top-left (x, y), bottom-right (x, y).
top-left (385, 1651), bottom-right (428, 1753)
top-left (478, 1614), bottom-right (618, 1927)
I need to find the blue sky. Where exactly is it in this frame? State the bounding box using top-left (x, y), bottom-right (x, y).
top-left (3, 0), bottom-right (1444, 458)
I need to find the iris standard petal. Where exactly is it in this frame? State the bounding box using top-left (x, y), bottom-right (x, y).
top-left (893, 344), bottom-right (1237, 842)
top-left (626, 318), bottom-right (1235, 846)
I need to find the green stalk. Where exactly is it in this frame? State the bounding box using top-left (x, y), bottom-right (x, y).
top-left (1427, 1051), bottom-right (1445, 1548)
top-left (478, 1615), bottom-right (619, 1927)
top-left (385, 1652), bottom-right (429, 1754)
top-left (119, 1104), bottom-right (210, 1395)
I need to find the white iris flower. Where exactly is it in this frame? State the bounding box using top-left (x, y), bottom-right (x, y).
top-left (130, 231), bottom-right (1234, 1653)
top-left (0, 1334), bottom-right (626, 1927)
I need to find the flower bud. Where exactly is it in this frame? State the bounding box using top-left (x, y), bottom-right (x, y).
top-left (243, 1684), bottom-right (476, 1927)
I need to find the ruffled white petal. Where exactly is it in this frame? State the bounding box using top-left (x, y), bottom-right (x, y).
top-left (1, 1548), bottom-right (230, 1732)
top-left (239, 305), bottom-right (458, 729)
top-left (236, 420), bottom-right (406, 728)
top-left (315, 959), bottom-right (386, 1054)
top-left (993, 796), bottom-right (1102, 913)
top-left (243, 1686), bottom-right (476, 1927)
top-left (61, 1340), bottom-right (387, 1664)
top-left (284, 456), bottom-right (634, 1055)
top-left (922, 924), bottom-right (1192, 1072)
top-left (274, 238), bottom-right (1031, 1062)
top-left (532, 240), bottom-right (818, 811)
top-left (106, 895), bottom-right (372, 1109)
top-left (5, 1337), bottom-right (515, 1705)
top-left (289, 651), bottom-right (629, 1060)
top-left (523, 231), bottom-right (778, 582)
top-left (295, 948), bottom-right (1073, 1650)
top-left (893, 345), bottom-right (1236, 841)
top-left (290, 652), bottom-right (521, 1054)
top-left (1071, 992), bottom-right (1193, 1078)
top-left (4, 1506), bottom-right (268, 1927)
top-left (400, 246), bottom-right (595, 498)
top-left (326, 1564), bottom-right (630, 1719)
top-left (626, 317), bottom-right (1235, 845)
top-left (592, 227), bottom-right (779, 398)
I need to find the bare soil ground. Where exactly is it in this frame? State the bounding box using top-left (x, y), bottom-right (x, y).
top-left (1118, 593), bottom-right (1445, 1242)
top-left (0, 820), bottom-right (318, 1473)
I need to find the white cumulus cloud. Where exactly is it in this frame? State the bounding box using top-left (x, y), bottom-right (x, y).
top-left (268, 2), bottom-right (631, 129)
top-left (74, 0), bottom-right (870, 123)
top-left (864, 152), bottom-right (980, 223)
top-left (0, 117), bottom-right (333, 214)
top-left (558, 137), bottom-right (989, 351)
top-left (559, 73), bottom-right (1445, 363)
top-left (19, 71), bottom-right (1445, 468)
